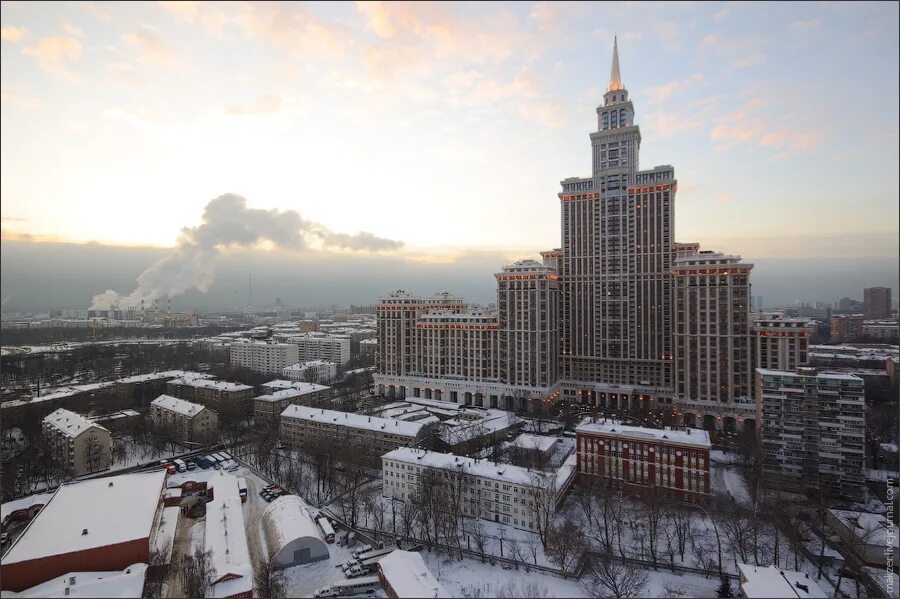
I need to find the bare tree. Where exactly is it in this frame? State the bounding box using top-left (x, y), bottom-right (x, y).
top-left (497, 581), bottom-right (552, 598)
top-left (180, 548), bottom-right (213, 599)
top-left (581, 555), bottom-right (649, 599)
top-left (254, 552), bottom-right (287, 598)
top-left (526, 470), bottom-right (557, 548)
top-left (545, 516), bottom-right (587, 577)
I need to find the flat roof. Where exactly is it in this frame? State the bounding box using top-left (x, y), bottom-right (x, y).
top-left (378, 550), bottom-right (450, 598)
top-left (504, 433), bottom-right (558, 453)
top-left (2, 470), bottom-right (166, 565)
top-left (281, 405), bottom-right (424, 438)
top-left (382, 447), bottom-right (552, 487)
top-left (576, 419), bottom-right (711, 449)
top-left (150, 394), bottom-right (206, 417)
top-left (43, 408), bottom-right (108, 439)
top-left (737, 564), bottom-right (827, 598)
top-left (167, 378), bottom-right (253, 392)
top-left (204, 473), bottom-right (252, 598)
top-left (0, 563), bottom-right (148, 598)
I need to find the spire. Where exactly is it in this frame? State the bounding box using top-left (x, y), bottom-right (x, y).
top-left (608, 36), bottom-right (624, 92)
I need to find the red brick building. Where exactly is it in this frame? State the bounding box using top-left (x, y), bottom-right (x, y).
top-left (575, 419), bottom-right (711, 503)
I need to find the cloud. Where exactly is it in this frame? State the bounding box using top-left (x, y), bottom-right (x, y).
top-left (81, 2), bottom-right (111, 22)
top-left (716, 193), bottom-right (734, 203)
top-left (1, 25), bottom-right (25, 42)
top-left (21, 36), bottom-right (82, 80)
top-left (713, 7), bottom-right (730, 23)
top-left (123, 24), bottom-right (180, 68)
top-left (224, 93), bottom-right (286, 116)
top-left (61, 21), bottom-right (84, 38)
top-left (106, 61), bottom-right (144, 89)
top-left (1, 84), bottom-right (40, 109)
top-left (643, 73), bottom-right (705, 104)
top-left (731, 52), bottom-right (766, 69)
top-left (792, 18), bottom-right (821, 31)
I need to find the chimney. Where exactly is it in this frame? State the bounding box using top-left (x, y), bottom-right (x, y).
top-left (64, 589), bottom-right (70, 596)
top-left (82, 528), bottom-right (88, 535)
top-left (70, 576), bottom-right (76, 585)
top-left (109, 481), bottom-right (114, 487)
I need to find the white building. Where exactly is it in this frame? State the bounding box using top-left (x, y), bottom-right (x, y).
top-left (230, 342), bottom-right (299, 375)
top-left (737, 564), bottom-right (827, 598)
top-left (282, 360), bottom-right (337, 383)
top-left (261, 495), bottom-right (329, 568)
top-left (42, 408), bottom-right (111, 476)
top-left (204, 473), bottom-right (252, 598)
top-left (279, 333), bottom-right (351, 365)
top-left (377, 550), bottom-right (450, 599)
top-left (381, 447), bottom-right (554, 531)
top-left (149, 395), bottom-right (218, 444)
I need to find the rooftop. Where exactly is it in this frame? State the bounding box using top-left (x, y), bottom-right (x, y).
top-left (281, 405), bottom-right (425, 438)
top-left (378, 550), bottom-right (451, 599)
top-left (576, 418), bottom-right (711, 449)
top-left (1, 470), bottom-right (166, 565)
top-left (167, 378), bottom-right (253, 392)
top-left (0, 563), bottom-right (148, 598)
top-left (150, 394), bottom-right (206, 417)
top-left (382, 447), bottom-right (552, 487)
top-left (254, 385), bottom-right (329, 402)
top-left (43, 408), bottom-right (108, 439)
top-left (504, 433), bottom-right (558, 454)
top-left (204, 473), bottom-right (252, 599)
top-left (737, 564), bottom-right (827, 598)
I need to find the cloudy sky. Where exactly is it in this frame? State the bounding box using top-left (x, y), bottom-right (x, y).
top-left (1, 1), bottom-right (898, 308)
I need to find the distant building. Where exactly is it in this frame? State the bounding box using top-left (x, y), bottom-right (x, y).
top-left (230, 342), bottom-right (299, 375)
top-left (359, 338), bottom-right (378, 359)
top-left (165, 378), bottom-right (254, 414)
top-left (42, 408), bottom-right (111, 476)
top-left (149, 395), bottom-right (218, 444)
top-left (863, 320), bottom-right (899, 341)
top-left (281, 333), bottom-right (351, 365)
top-left (756, 367), bottom-right (865, 500)
top-left (280, 405), bottom-right (425, 458)
top-left (737, 563), bottom-right (827, 598)
top-left (863, 286), bottom-right (892, 320)
top-left (575, 419), bottom-right (711, 503)
top-left (282, 360), bottom-right (337, 383)
top-left (252, 384), bottom-right (331, 429)
top-left (830, 315), bottom-right (864, 343)
top-left (752, 314), bottom-right (811, 372)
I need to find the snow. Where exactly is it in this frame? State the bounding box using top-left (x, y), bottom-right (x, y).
top-left (167, 378), bottom-right (253, 392)
top-left (504, 433), bottom-right (558, 454)
top-left (167, 469), bottom-right (220, 488)
top-left (116, 370), bottom-right (213, 384)
top-left (379, 550), bottom-right (450, 598)
top-left (0, 563), bottom-right (148, 598)
top-left (281, 405), bottom-right (425, 438)
top-left (2, 470), bottom-right (166, 564)
top-left (737, 563), bottom-right (828, 598)
top-left (828, 509), bottom-right (900, 548)
top-left (43, 408), bottom-right (108, 438)
top-left (261, 495), bottom-right (326, 553)
top-left (576, 419), bottom-right (711, 449)
top-left (255, 387), bottom-right (325, 403)
top-left (383, 447), bottom-right (553, 487)
top-left (151, 507), bottom-right (180, 564)
top-left (0, 492), bottom-right (54, 525)
top-left (150, 394), bottom-right (206, 417)
top-left (204, 472), bottom-right (252, 599)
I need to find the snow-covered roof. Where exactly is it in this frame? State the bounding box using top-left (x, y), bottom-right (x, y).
top-left (281, 405), bottom-right (424, 438)
top-left (283, 360), bottom-right (335, 369)
top-left (383, 448), bottom-right (552, 488)
top-left (576, 419), bottom-right (711, 449)
top-left (738, 564), bottom-right (827, 598)
top-left (204, 473), bottom-right (252, 598)
top-left (756, 368), bottom-right (864, 381)
top-left (150, 394), bottom-right (206, 417)
top-left (262, 495), bottom-right (326, 553)
top-left (43, 408), bottom-right (108, 439)
top-left (255, 383), bottom-right (330, 402)
top-left (0, 563), bottom-right (148, 598)
top-left (151, 507), bottom-right (180, 565)
top-left (0, 492), bottom-right (54, 524)
top-left (504, 433), bottom-right (558, 454)
top-left (828, 510), bottom-right (900, 548)
top-left (115, 370), bottom-right (213, 384)
top-left (2, 471), bottom-right (166, 565)
top-left (405, 396), bottom-right (464, 412)
top-left (378, 550), bottom-right (450, 598)
top-left (167, 378), bottom-right (253, 392)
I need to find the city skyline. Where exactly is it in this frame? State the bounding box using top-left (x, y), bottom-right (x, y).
top-left (1, 1), bottom-right (898, 267)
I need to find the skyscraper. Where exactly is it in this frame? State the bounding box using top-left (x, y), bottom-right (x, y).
top-left (558, 37), bottom-right (675, 411)
top-left (863, 286), bottom-right (892, 319)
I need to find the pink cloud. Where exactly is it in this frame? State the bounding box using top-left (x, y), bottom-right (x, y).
top-left (22, 36), bottom-right (82, 80)
top-left (1, 25), bottom-right (25, 42)
top-left (123, 24), bottom-right (180, 68)
top-left (643, 73), bottom-right (705, 104)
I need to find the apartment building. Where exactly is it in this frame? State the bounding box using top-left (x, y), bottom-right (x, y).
top-left (282, 360), bottom-right (337, 383)
top-left (830, 315), bottom-right (865, 343)
top-left (253, 384), bottom-right (331, 428)
top-left (575, 419), bottom-right (711, 503)
top-left (230, 342), bottom-right (299, 375)
top-left (672, 249), bottom-right (754, 427)
top-left (863, 286), bottom-right (892, 320)
top-left (382, 447), bottom-right (555, 531)
top-left (42, 408), bottom-right (112, 476)
top-left (165, 377), bottom-right (254, 414)
top-left (752, 314), bottom-right (811, 372)
top-left (756, 367), bottom-right (865, 500)
top-left (280, 405), bottom-right (424, 458)
top-left (150, 395), bottom-right (219, 444)
top-left (279, 333), bottom-right (351, 365)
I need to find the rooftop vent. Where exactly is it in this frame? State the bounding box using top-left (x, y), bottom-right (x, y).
top-left (70, 576), bottom-right (76, 585)
top-left (82, 528), bottom-right (88, 535)
top-left (108, 481), bottom-right (114, 487)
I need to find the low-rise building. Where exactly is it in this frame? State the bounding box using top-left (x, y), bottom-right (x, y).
top-left (575, 419), bottom-right (711, 503)
top-left (756, 367), bottom-right (865, 500)
top-left (230, 342), bottom-right (299, 375)
top-left (280, 405), bottom-right (424, 458)
top-left (382, 447), bottom-right (555, 531)
top-left (42, 408), bottom-right (112, 476)
top-left (165, 378), bottom-right (254, 415)
top-left (377, 550), bottom-right (450, 599)
top-left (737, 564), bottom-right (827, 598)
top-left (149, 395), bottom-right (218, 444)
top-left (282, 360), bottom-right (337, 384)
top-left (205, 473), bottom-right (252, 598)
top-left (253, 384), bottom-right (331, 429)
top-left (825, 509), bottom-right (899, 567)
top-left (863, 320), bottom-right (899, 341)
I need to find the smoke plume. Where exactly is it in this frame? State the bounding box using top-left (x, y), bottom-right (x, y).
top-left (89, 193), bottom-right (403, 310)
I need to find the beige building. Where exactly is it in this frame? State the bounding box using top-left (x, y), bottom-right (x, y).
top-left (253, 384), bottom-right (331, 428)
top-left (752, 314), bottom-right (811, 372)
top-left (42, 408), bottom-right (112, 476)
top-left (281, 360), bottom-right (337, 383)
top-left (230, 342), bottom-right (299, 375)
top-left (863, 286), bottom-right (892, 320)
top-left (280, 405), bottom-right (424, 458)
top-left (150, 395), bottom-right (218, 444)
top-left (672, 249), bottom-right (754, 429)
top-left (165, 378), bottom-right (254, 414)
top-left (830, 315), bottom-right (864, 342)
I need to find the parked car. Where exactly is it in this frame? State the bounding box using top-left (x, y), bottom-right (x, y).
top-left (186, 460), bottom-right (197, 471)
top-left (0, 533), bottom-right (9, 545)
top-left (346, 565), bottom-right (368, 578)
top-left (313, 588), bottom-right (339, 598)
top-left (342, 559), bottom-right (359, 570)
top-left (352, 544), bottom-right (372, 558)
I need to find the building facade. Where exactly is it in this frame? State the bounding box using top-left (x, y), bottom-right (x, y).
top-left (830, 315), bottom-right (864, 343)
top-left (277, 333), bottom-right (351, 365)
top-left (756, 367), bottom-right (865, 500)
top-left (382, 447), bottom-right (554, 531)
top-left (230, 342), bottom-right (299, 375)
top-left (149, 395), bottom-right (218, 444)
top-left (752, 314), bottom-right (811, 372)
top-left (282, 360), bottom-right (337, 383)
top-left (575, 419), bottom-right (711, 503)
top-left (672, 249), bottom-right (754, 428)
top-left (164, 378), bottom-right (254, 414)
top-left (253, 385), bottom-right (331, 428)
top-left (863, 286), bottom-right (892, 320)
top-left (42, 408), bottom-right (112, 476)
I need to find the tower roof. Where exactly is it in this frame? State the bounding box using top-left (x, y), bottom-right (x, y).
top-left (608, 36), bottom-right (624, 92)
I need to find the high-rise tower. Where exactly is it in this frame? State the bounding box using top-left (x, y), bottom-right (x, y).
top-left (559, 38), bottom-right (676, 410)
